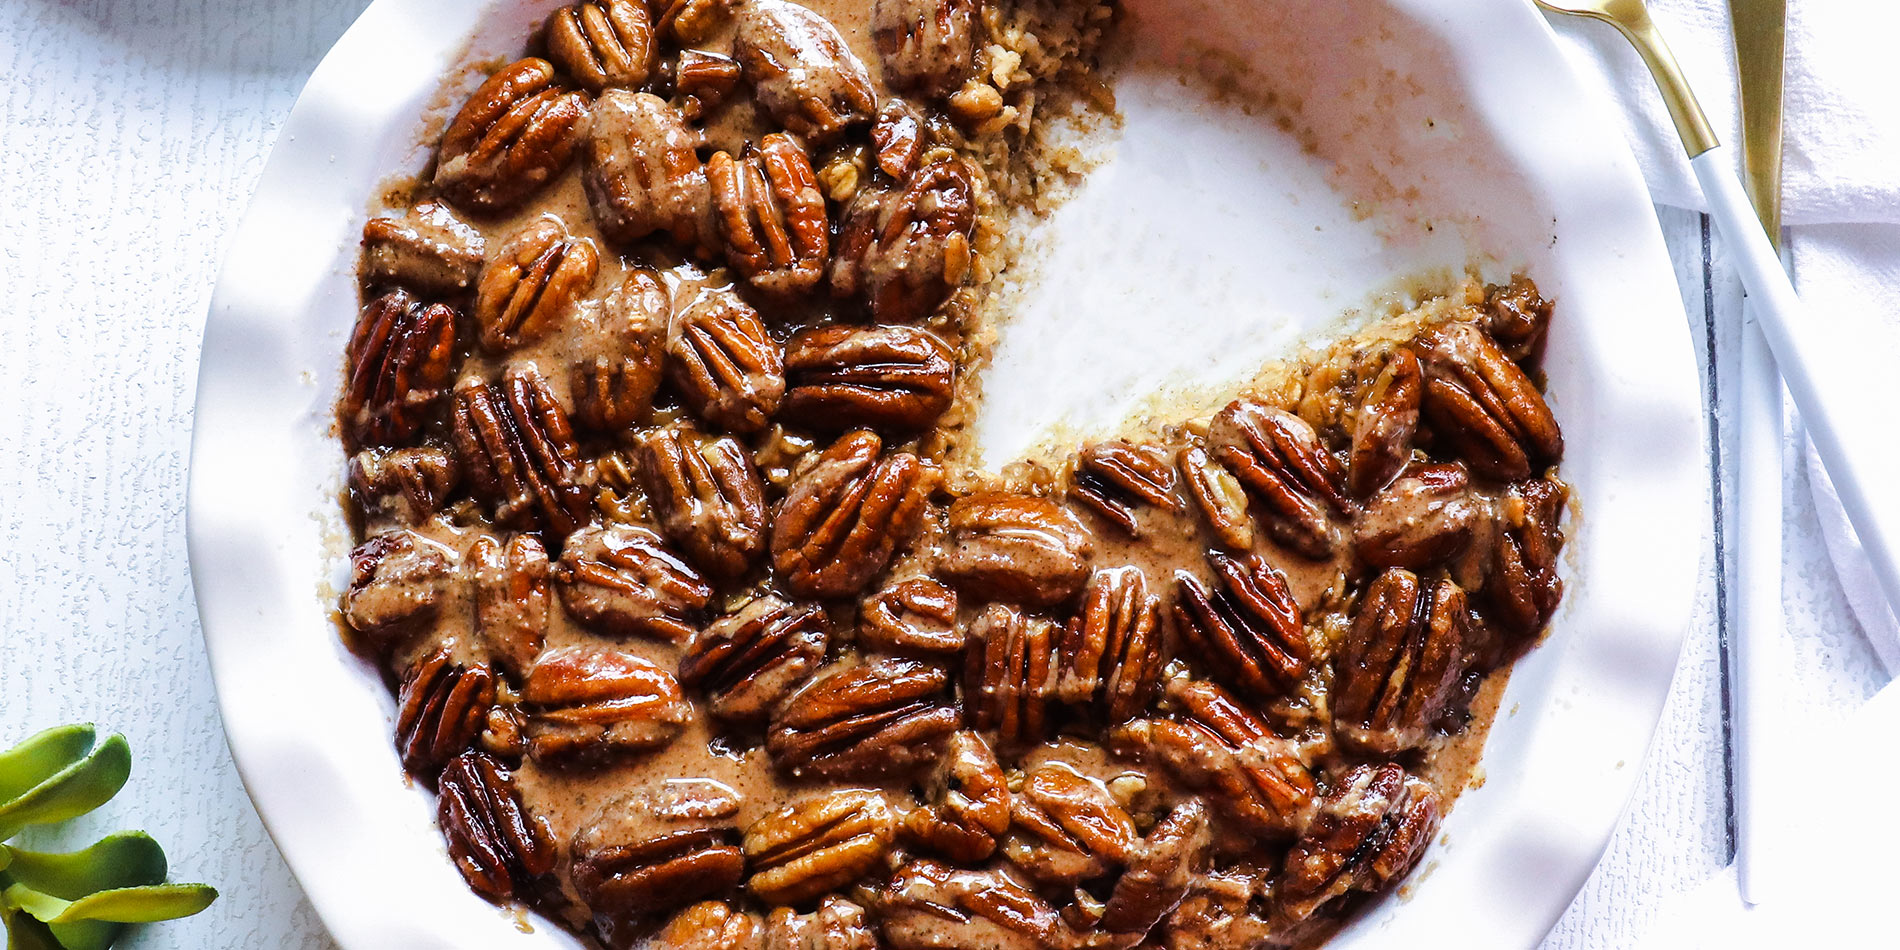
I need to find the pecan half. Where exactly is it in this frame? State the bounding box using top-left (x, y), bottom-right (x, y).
top-left (521, 647), bottom-right (691, 766)
top-left (744, 788), bottom-right (895, 905)
top-left (545, 0), bottom-right (655, 93)
top-left (675, 49), bottom-right (744, 120)
top-left (655, 901), bottom-right (763, 950)
top-left (735, 0), bottom-right (877, 143)
top-left (1101, 799), bottom-right (1210, 938)
top-left (348, 445), bottom-right (460, 526)
top-left (343, 530), bottom-right (455, 649)
top-left (360, 201), bottom-right (486, 296)
top-left (1346, 347), bottom-right (1422, 499)
top-left (1208, 401), bottom-right (1352, 559)
top-left (1353, 462), bottom-right (1479, 570)
top-left (571, 268), bottom-right (669, 433)
top-left (656, 0), bottom-right (735, 44)
top-left (1058, 566), bottom-right (1166, 725)
top-left (764, 896), bottom-right (879, 949)
top-left (1485, 475), bottom-right (1567, 638)
top-left (962, 603), bottom-right (1057, 748)
top-left (1482, 275), bottom-right (1554, 363)
top-left (902, 729), bottom-right (1009, 863)
top-left (772, 430), bottom-right (929, 598)
top-left (556, 522), bottom-right (712, 642)
top-left (782, 324), bottom-right (956, 432)
top-left (452, 368), bottom-right (592, 539)
top-left (872, 0), bottom-right (979, 99)
top-left (767, 658), bottom-right (959, 780)
top-left (395, 648), bottom-right (497, 776)
top-left (680, 594), bottom-right (829, 723)
top-left (870, 99), bottom-right (927, 180)
top-left (572, 778), bottom-right (745, 915)
top-left (1162, 868), bottom-right (1276, 950)
top-left (436, 751), bottom-right (556, 901)
top-left (830, 158), bottom-right (976, 323)
top-left (1114, 679), bottom-right (1317, 839)
top-left (342, 289), bottom-right (457, 451)
top-left (474, 217), bottom-right (598, 353)
top-left (1179, 445), bottom-right (1255, 552)
top-left (1419, 321), bottom-right (1563, 481)
top-left (667, 285), bottom-right (786, 434)
top-left (635, 424), bottom-right (770, 580)
top-left (709, 134), bottom-right (830, 296)
top-left (471, 533), bottom-right (551, 678)
top-left (436, 58), bottom-right (590, 213)
top-left (584, 89), bottom-right (713, 251)
top-left (879, 860), bottom-right (1069, 950)
top-left (1333, 568), bottom-right (1469, 754)
top-left (938, 492), bottom-right (1094, 608)
top-left (1000, 760), bottom-right (1139, 886)
top-left (1278, 763), bottom-right (1440, 925)
top-left (1172, 552), bottom-right (1307, 702)
top-left (1072, 441), bottom-right (1182, 536)
top-left (859, 577), bottom-right (963, 656)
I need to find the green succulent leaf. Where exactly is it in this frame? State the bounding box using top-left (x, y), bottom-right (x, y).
top-left (3, 905), bottom-right (62, 950)
top-left (41, 885), bottom-right (217, 925)
top-left (0, 731), bottom-right (129, 841)
top-left (1, 834), bottom-right (166, 900)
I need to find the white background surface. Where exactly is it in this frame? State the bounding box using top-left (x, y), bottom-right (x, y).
top-left (0, 1), bottom-right (1885, 948)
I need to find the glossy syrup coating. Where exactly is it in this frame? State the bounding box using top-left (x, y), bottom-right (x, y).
top-left (336, 2), bottom-right (1566, 947)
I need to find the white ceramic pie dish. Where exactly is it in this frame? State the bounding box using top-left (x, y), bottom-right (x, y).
top-left (187, 0), bottom-right (1704, 947)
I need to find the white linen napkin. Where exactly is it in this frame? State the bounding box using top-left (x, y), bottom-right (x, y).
top-left (1548, 0), bottom-right (1900, 671)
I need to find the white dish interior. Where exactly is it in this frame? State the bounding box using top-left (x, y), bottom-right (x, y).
top-left (188, 0), bottom-right (1705, 947)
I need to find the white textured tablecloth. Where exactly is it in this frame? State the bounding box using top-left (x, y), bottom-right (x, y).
top-left (0, 2), bottom-right (1884, 947)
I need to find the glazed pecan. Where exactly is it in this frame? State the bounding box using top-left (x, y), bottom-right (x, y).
top-left (571, 268), bottom-right (669, 433)
top-left (555, 522), bottom-right (712, 642)
top-left (772, 430), bottom-right (929, 598)
top-left (1419, 321), bottom-right (1563, 481)
top-left (870, 99), bottom-right (927, 180)
top-left (1072, 441), bottom-right (1182, 536)
top-left (471, 533), bottom-right (550, 678)
top-left (436, 751), bottom-right (556, 901)
top-left (572, 778), bottom-right (745, 915)
top-left (342, 289), bottom-right (457, 450)
top-left (655, 901), bottom-right (762, 950)
top-left (735, 0), bottom-right (877, 143)
top-left (708, 134), bottom-right (830, 296)
top-left (1482, 275), bottom-right (1554, 363)
top-left (635, 424), bottom-right (770, 580)
top-left (764, 897), bottom-right (879, 949)
top-left (1058, 566), bottom-right (1166, 724)
top-left (1353, 462), bottom-right (1479, 570)
top-left (879, 860), bottom-right (1068, 950)
top-left (452, 368), bottom-right (592, 538)
top-left (667, 285), bottom-right (786, 434)
top-left (395, 648), bottom-right (497, 775)
top-left (1179, 444), bottom-right (1255, 552)
top-left (859, 577), bottom-right (963, 656)
top-left (1207, 401), bottom-right (1352, 559)
top-left (360, 201), bottom-right (485, 296)
top-left (1100, 799), bottom-right (1210, 938)
top-left (474, 217), bottom-right (598, 353)
top-left (1114, 679), bottom-right (1317, 839)
top-left (584, 89), bottom-right (713, 251)
top-left (872, 0), bottom-right (979, 99)
top-left (782, 324), bottom-right (956, 432)
top-left (436, 58), bottom-right (590, 213)
top-left (680, 594), bottom-right (829, 723)
top-left (545, 0), bottom-right (654, 93)
top-left (744, 788), bottom-right (895, 905)
top-left (655, 0), bottom-right (734, 44)
top-left (1162, 868), bottom-right (1276, 950)
top-left (348, 445), bottom-right (459, 526)
top-left (938, 492), bottom-right (1094, 608)
top-left (675, 49), bottom-right (744, 120)
top-left (1333, 568), bottom-right (1469, 754)
top-left (1278, 763), bottom-right (1440, 925)
top-left (830, 158), bottom-right (977, 323)
top-left (902, 729), bottom-right (1010, 863)
top-left (1346, 347), bottom-right (1422, 499)
top-left (962, 603), bottom-right (1058, 748)
top-left (1485, 475), bottom-right (1567, 637)
top-left (520, 647), bottom-right (690, 766)
top-left (342, 530), bottom-right (455, 648)
top-left (1000, 760), bottom-right (1139, 886)
top-left (767, 658), bottom-right (959, 780)
top-left (1172, 553), bottom-right (1307, 702)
